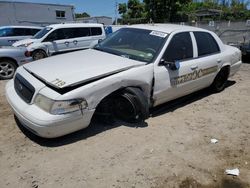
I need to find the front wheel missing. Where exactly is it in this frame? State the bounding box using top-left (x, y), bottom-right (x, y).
top-left (95, 87), bottom-right (149, 124)
top-left (114, 92), bottom-right (141, 123)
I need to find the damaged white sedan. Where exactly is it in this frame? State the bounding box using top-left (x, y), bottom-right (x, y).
top-left (5, 24), bottom-right (241, 138)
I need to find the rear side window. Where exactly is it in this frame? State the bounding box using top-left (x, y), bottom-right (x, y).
top-left (164, 32), bottom-right (193, 62)
top-left (62, 28), bottom-right (75, 39)
top-left (29, 29), bottom-right (40, 35)
top-left (62, 28), bottom-right (91, 38)
top-left (73, 28), bottom-right (90, 38)
top-left (91, 27), bottom-right (102, 36)
top-left (23, 28), bottom-right (39, 36)
top-left (13, 28), bottom-right (26, 36)
top-left (194, 32), bottom-right (220, 56)
top-left (0, 28), bottom-right (13, 37)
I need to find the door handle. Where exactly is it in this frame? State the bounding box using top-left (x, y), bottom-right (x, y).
top-left (73, 40), bottom-right (78, 44)
top-left (64, 41), bottom-right (69, 45)
top-left (8, 40), bottom-right (18, 43)
top-left (190, 65), bottom-right (198, 70)
top-left (217, 59), bottom-right (222, 63)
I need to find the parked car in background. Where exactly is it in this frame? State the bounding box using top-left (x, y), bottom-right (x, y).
top-left (6, 24), bottom-right (241, 138)
top-left (0, 46), bottom-right (31, 79)
top-left (105, 25), bottom-right (126, 35)
top-left (240, 42), bottom-right (250, 56)
top-left (13, 23), bottom-right (106, 60)
top-left (0, 26), bottom-right (42, 46)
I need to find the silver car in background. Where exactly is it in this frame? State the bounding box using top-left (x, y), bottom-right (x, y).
top-left (0, 46), bottom-right (31, 79)
top-left (0, 26), bottom-right (42, 46)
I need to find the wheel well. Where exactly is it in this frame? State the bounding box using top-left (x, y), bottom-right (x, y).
top-left (220, 65), bottom-right (230, 78)
top-left (0, 57), bottom-right (18, 67)
top-left (32, 49), bottom-right (47, 56)
top-left (94, 86), bottom-right (149, 121)
top-left (97, 86), bottom-right (146, 107)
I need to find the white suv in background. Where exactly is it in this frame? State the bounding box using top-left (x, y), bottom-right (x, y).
top-left (0, 26), bottom-right (42, 46)
top-left (13, 23), bottom-right (106, 60)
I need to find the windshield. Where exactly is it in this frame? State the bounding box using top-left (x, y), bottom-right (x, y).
top-left (33, 27), bottom-right (52, 39)
top-left (94, 28), bottom-right (167, 63)
top-left (0, 28), bottom-right (13, 37)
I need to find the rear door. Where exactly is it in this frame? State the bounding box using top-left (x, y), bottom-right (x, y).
top-left (74, 27), bottom-right (104, 49)
top-left (190, 31), bottom-right (222, 90)
top-left (70, 27), bottom-right (92, 50)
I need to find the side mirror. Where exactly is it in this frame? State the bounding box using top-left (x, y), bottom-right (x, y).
top-left (159, 59), bottom-right (180, 70)
top-left (98, 39), bottom-right (103, 44)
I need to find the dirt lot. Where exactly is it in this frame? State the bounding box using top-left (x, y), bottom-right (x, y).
top-left (0, 63), bottom-right (250, 188)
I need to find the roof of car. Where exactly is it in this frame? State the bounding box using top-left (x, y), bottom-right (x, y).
top-left (48, 23), bottom-right (104, 29)
top-left (0, 26), bottom-right (43, 29)
top-left (128, 24), bottom-right (207, 34)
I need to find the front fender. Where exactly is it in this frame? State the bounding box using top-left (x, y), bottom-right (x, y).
top-left (27, 44), bottom-right (49, 56)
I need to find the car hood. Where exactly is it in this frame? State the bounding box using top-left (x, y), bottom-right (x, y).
top-left (12, 38), bottom-right (38, 47)
top-left (23, 49), bottom-right (144, 89)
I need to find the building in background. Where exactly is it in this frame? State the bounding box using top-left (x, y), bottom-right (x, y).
top-left (0, 1), bottom-right (75, 26)
top-left (76, 16), bottom-right (112, 25)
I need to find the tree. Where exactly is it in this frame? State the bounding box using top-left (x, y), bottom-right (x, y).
top-left (118, 0), bottom-right (146, 24)
top-left (181, 0), bottom-right (250, 21)
top-left (143, 0), bottom-right (191, 23)
top-left (118, 3), bottom-right (127, 15)
top-left (75, 12), bottom-right (90, 19)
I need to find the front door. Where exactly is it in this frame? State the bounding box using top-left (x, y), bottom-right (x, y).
top-left (153, 32), bottom-right (199, 106)
top-left (43, 29), bottom-right (72, 55)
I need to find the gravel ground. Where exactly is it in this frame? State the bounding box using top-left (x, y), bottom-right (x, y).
top-left (0, 62), bottom-right (249, 188)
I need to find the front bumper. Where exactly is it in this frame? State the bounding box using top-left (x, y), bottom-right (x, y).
top-left (5, 80), bottom-right (95, 138)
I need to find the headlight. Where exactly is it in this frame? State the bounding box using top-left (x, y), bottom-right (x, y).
top-left (34, 94), bottom-right (88, 115)
top-left (18, 42), bottom-right (33, 47)
top-left (24, 42), bottom-right (34, 47)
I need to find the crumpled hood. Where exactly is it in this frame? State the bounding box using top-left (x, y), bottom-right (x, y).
top-left (23, 49), bottom-right (144, 89)
top-left (12, 38), bottom-right (38, 47)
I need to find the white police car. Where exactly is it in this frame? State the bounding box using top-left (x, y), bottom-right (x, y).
top-left (6, 24), bottom-right (241, 138)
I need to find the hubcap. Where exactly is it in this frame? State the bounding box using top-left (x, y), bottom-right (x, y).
top-left (0, 62), bottom-right (15, 78)
top-left (33, 51), bottom-right (45, 60)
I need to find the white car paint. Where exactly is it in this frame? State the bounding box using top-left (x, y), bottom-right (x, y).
top-left (13, 23), bottom-right (106, 58)
top-left (6, 24), bottom-right (242, 138)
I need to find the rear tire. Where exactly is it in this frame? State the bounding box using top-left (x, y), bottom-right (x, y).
top-left (211, 67), bottom-right (229, 92)
top-left (32, 50), bottom-right (47, 60)
top-left (0, 59), bottom-right (17, 79)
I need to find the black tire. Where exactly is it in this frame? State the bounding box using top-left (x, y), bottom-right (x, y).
top-left (0, 59), bottom-right (17, 79)
top-left (211, 67), bottom-right (229, 92)
top-left (95, 97), bottom-right (115, 124)
top-left (113, 87), bottom-right (149, 123)
top-left (32, 50), bottom-right (47, 60)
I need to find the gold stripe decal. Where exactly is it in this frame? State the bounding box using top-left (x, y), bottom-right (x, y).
top-left (171, 66), bottom-right (218, 85)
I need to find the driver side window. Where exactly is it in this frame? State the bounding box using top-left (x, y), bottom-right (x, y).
top-left (164, 32), bottom-right (193, 62)
top-left (43, 29), bottom-right (64, 42)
